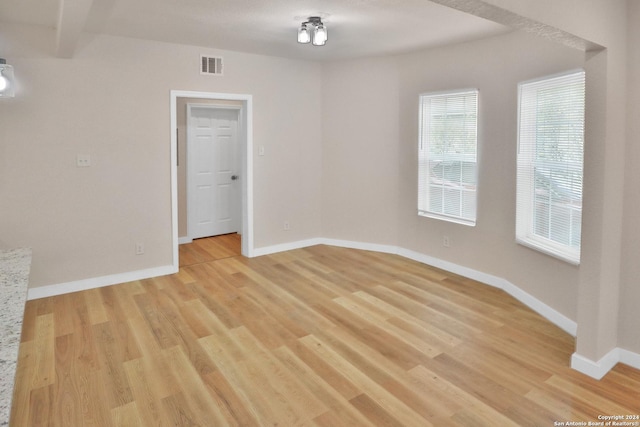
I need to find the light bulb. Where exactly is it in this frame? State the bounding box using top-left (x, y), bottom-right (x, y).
top-left (298, 24), bottom-right (310, 44)
top-left (312, 24), bottom-right (327, 46)
top-left (0, 63), bottom-right (14, 97)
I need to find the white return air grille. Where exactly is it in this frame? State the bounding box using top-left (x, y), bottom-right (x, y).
top-left (201, 55), bottom-right (224, 75)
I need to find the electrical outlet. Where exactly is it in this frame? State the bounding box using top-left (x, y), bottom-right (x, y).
top-left (135, 242), bottom-right (145, 255)
top-left (443, 236), bottom-right (451, 247)
top-left (283, 221), bottom-right (291, 231)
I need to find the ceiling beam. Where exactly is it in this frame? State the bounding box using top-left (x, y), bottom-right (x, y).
top-left (429, 0), bottom-right (603, 52)
top-left (56, 0), bottom-right (94, 58)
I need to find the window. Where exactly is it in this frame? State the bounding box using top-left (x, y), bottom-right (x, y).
top-left (418, 89), bottom-right (478, 226)
top-left (516, 70), bottom-right (585, 264)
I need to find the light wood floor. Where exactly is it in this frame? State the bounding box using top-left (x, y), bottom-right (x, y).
top-left (11, 236), bottom-right (640, 426)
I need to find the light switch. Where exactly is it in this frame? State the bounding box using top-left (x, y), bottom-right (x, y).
top-left (76, 154), bottom-right (91, 167)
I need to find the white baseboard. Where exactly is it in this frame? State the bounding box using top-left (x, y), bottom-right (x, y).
top-left (619, 348), bottom-right (640, 370)
top-left (572, 348), bottom-right (640, 380)
top-left (252, 238), bottom-right (323, 257)
top-left (27, 264), bottom-right (178, 300)
top-left (571, 350), bottom-right (620, 380)
top-left (178, 236), bottom-right (193, 245)
top-left (320, 238), bottom-right (398, 255)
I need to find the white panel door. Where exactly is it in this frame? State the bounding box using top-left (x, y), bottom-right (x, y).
top-left (188, 106), bottom-right (240, 239)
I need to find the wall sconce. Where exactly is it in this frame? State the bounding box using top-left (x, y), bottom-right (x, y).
top-left (0, 58), bottom-right (15, 98)
top-left (297, 17), bottom-right (328, 46)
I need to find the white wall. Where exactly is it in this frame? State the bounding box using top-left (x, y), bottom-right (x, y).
top-left (619, 0), bottom-right (640, 355)
top-left (0, 23), bottom-right (323, 288)
top-left (321, 57), bottom-right (399, 246)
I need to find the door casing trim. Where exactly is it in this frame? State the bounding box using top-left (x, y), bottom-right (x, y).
top-left (170, 90), bottom-right (254, 270)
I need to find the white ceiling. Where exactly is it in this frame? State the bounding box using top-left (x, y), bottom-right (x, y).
top-left (0, 0), bottom-right (512, 61)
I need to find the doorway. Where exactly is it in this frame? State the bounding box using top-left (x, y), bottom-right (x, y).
top-left (170, 91), bottom-right (254, 270)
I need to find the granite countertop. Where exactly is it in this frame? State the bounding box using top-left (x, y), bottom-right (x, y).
top-left (0, 248), bottom-right (31, 427)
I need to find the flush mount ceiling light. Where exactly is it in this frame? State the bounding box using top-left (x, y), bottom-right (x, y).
top-left (297, 17), bottom-right (328, 46)
top-left (0, 58), bottom-right (15, 98)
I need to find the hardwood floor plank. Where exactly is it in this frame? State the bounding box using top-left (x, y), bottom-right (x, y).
top-left (446, 339), bottom-right (553, 393)
top-left (387, 280), bottom-right (505, 330)
top-left (427, 352), bottom-right (527, 414)
top-left (313, 324), bottom-right (455, 422)
top-left (122, 358), bottom-right (170, 427)
top-left (353, 289), bottom-right (468, 346)
top-left (52, 334), bottom-right (83, 427)
top-left (10, 344), bottom-right (33, 424)
top-left (333, 295), bottom-right (444, 358)
top-left (83, 288), bottom-right (110, 326)
top-left (19, 299), bottom-right (38, 343)
top-left (300, 334), bottom-right (433, 426)
top-left (125, 315), bottom-right (180, 399)
top-left (314, 303), bottom-right (430, 371)
top-left (501, 395), bottom-right (570, 427)
top-left (183, 266), bottom-right (244, 330)
top-left (144, 286), bottom-right (218, 377)
top-left (361, 249), bottom-right (450, 282)
top-left (68, 292), bottom-right (102, 373)
top-left (313, 408), bottom-right (376, 427)
top-left (240, 285), bottom-right (314, 340)
top-left (133, 292), bottom-right (183, 350)
top-left (32, 313), bottom-right (55, 389)
top-left (285, 339), bottom-right (362, 401)
top-left (77, 369), bottom-right (116, 427)
top-left (349, 393), bottom-right (407, 427)
top-left (408, 364), bottom-right (522, 426)
top-left (34, 297), bottom-right (54, 316)
top-left (99, 287), bottom-right (142, 361)
top-left (92, 322), bottom-right (134, 409)
top-left (160, 393), bottom-right (200, 427)
top-left (162, 345), bottom-right (228, 426)
top-left (53, 293), bottom-right (76, 338)
top-left (273, 345), bottom-right (375, 426)
top-left (447, 404), bottom-right (521, 427)
top-left (231, 327), bottom-right (329, 424)
top-left (12, 238), bottom-right (640, 426)
top-left (524, 386), bottom-right (597, 421)
top-left (27, 384), bottom-right (53, 427)
top-left (110, 282), bottom-right (147, 321)
top-left (575, 366), bottom-right (639, 412)
top-left (201, 369), bottom-right (261, 427)
top-left (111, 401), bottom-right (144, 427)
top-left (366, 285), bottom-right (486, 340)
top-left (544, 374), bottom-right (639, 414)
top-left (198, 334), bottom-right (284, 425)
top-left (405, 364), bottom-right (473, 417)
top-left (234, 268), bottom-right (336, 334)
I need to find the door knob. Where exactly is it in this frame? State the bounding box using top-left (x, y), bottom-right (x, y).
top-left (231, 175), bottom-right (239, 180)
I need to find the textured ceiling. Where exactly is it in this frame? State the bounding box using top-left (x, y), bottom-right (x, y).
top-left (0, 0), bottom-right (512, 61)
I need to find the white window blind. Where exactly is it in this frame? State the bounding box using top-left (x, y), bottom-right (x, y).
top-left (418, 89), bottom-right (478, 226)
top-left (516, 70), bottom-right (585, 264)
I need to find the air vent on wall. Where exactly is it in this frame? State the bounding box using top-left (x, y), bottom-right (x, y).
top-left (201, 55), bottom-right (224, 75)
